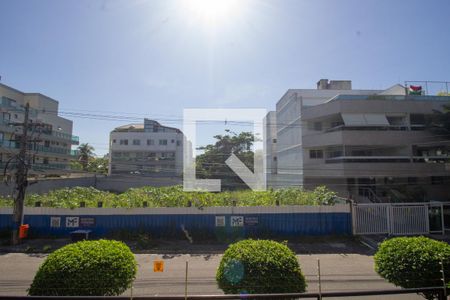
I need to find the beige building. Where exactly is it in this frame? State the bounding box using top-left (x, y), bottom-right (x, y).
top-left (109, 119), bottom-right (184, 176)
top-left (266, 79), bottom-right (450, 202)
top-left (0, 83), bottom-right (78, 174)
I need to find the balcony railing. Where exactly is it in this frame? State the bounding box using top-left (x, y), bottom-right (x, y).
top-left (323, 124), bottom-right (425, 133)
top-left (0, 140), bottom-right (77, 157)
top-left (325, 156), bottom-right (450, 164)
top-left (0, 162), bottom-right (70, 171)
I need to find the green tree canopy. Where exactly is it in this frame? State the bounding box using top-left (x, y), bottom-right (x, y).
top-left (196, 130), bottom-right (255, 190)
top-left (77, 143), bottom-right (95, 171)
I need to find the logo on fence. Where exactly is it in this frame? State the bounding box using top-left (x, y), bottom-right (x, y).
top-left (66, 216), bottom-right (79, 228)
top-left (50, 217), bottom-right (61, 228)
top-left (230, 216), bottom-right (244, 227)
top-left (183, 109), bottom-right (267, 192)
top-left (215, 216), bottom-right (226, 227)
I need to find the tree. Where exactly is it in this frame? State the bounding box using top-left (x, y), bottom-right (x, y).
top-left (77, 143), bottom-right (95, 171)
top-left (87, 157), bottom-right (108, 175)
top-left (196, 130), bottom-right (255, 190)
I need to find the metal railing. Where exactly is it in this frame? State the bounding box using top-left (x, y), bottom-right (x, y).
top-left (0, 287), bottom-right (447, 299)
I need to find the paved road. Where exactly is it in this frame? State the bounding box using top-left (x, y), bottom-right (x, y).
top-left (0, 253), bottom-right (422, 299)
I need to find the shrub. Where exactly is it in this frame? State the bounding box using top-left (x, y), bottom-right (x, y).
top-left (28, 240), bottom-right (137, 296)
top-left (374, 236), bottom-right (450, 299)
top-left (216, 239), bottom-right (306, 294)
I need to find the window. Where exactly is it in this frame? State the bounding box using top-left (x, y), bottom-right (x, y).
top-left (44, 140), bottom-right (50, 147)
top-left (147, 139), bottom-right (154, 145)
top-left (120, 139), bottom-right (128, 145)
top-left (159, 139), bottom-right (167, 145)
top-left (176, 140), bottom-right (181, 146)
top-left (133, 139), bottom-right (140, 145)
top-left (43, 158), bottom-right (49, 165)
top-left (431, 176), bottom-right (445, 185)
top-left (410, 114), bottom-right (426, 125)
top-left (171, 139), bottom-right (175, 143)
top-left (309, 149), bottom-right (323, 159)
top-left (273, 138), bottom-right (277, 143)
top-left (112, 139), bottom-right (116, 143)
top-left (408, 177), bottom-right (418, 185)
top-left (313, 122), bottom-right (322, 131)
top-left (273, 156), bottom-right (277, 161)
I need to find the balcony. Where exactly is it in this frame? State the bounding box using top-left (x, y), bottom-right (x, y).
top-left (325, 156), bottom-right (450, 164)
top-left (50, 130), bottom-right (79, 145)
top-left (303, 128), bottom-right (432, 148)
top-left (304, 159), bottom-right (450, 178)
top-left (0, 162), bottom-right (70, 172)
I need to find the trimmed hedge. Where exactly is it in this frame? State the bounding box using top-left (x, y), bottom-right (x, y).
top-left (374, 236), bottom-right (450, 299)
top-left (28, 240), bottom-right (137, 296)
top-left (216, 239), bottom-right (306, 294)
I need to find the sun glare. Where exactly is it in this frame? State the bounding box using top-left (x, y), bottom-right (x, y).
top-left (184, 0), bottom-right (240, 23)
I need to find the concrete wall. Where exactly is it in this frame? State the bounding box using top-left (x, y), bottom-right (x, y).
top-left (0, 175), bottom-right (182, 196)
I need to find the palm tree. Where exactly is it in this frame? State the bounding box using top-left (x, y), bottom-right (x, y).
top-left (77, 143), bottom-right (95, 171)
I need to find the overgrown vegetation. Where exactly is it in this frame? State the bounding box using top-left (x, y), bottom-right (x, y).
top-left (0, 185), bottom-right (337, 208)
top-left (28, 239), bottom-right (137, 296)
top-left (216, 239), bottom-right (306, 294)
top-left (374, 236), bottom-right (450, 300)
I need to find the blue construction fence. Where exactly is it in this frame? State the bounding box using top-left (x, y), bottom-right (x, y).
top-left (0, 205), bottom-right (352, 239)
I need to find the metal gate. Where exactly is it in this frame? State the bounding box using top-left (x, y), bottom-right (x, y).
top-left (352, 202), bottom-right (444, 235)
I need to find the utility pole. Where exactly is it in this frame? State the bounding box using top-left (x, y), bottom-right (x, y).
top-left (11, 103), bottom-right (30, 245)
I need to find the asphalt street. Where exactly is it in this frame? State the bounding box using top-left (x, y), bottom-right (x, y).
top-left (0, 253), bottom-right (424, 299)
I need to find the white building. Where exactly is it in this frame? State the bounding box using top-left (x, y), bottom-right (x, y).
top-left (0, 83), bottom-right (78, 174)
top-left (266, 79), bottom-right (450, 202)
top-left (109, 119), bottom-right (184, 176)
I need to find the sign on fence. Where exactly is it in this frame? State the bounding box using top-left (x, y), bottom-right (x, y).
top-left (153, 260), bottom-right (164, 272)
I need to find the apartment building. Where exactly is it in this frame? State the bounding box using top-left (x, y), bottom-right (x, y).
top-left (109, 119), bottom-right (184, 176)
top-left (0, 83), bottom-right (78, 174)
top-left (266, 79), bottom-right (450, 202)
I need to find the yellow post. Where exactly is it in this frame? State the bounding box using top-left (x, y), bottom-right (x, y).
top-left (185, 261), bottom-right (189, 300)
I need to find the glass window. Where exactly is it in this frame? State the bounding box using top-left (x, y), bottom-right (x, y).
top-left (171, 139), bottom-right (175, 143)
top-left (112, 139), bottom-right (116, 143)
top-left (133, 139), bottom-right (140, 145)
top-left (314, 122), bottom-right (322, 131)
top-left (309, 149), bottom-right (323, 159)
top-left (159, 139), bottom-right (167, 145)
top-left (176, 140), bottom-right (181, 146)
top-left (120, 139), bottom-right (128, 145)
top-left (147, 139), bottom-right (154, 145)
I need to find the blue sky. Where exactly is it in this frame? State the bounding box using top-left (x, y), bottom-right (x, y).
top-left (1, 0), bottom-right (450, 155)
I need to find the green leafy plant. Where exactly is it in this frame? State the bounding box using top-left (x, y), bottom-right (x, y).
top-left (0, 185), bottom-right (337, 208)
top-left (374, 236), bottom-right (450, 299)
top-left (216, 239), bottom-right (306, 294)
top-left (28, 239), bottom-right (137, 296)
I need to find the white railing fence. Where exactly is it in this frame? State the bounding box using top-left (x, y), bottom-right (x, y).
top-left (352, 202), bottom-right (446, 236)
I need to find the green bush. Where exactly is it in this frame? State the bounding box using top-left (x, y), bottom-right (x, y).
top-left (216, 239), bottom-right (306, 294)
top-left (28, 240), bottom-right (137, 296)
top-left (0, 185), bottom-right (337, 208)
top-left (374, 236), bottom-right (450, 299)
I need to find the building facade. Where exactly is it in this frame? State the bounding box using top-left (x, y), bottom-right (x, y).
top-left (109, 119), bottom-right (184, 176)
top-left (0, 83), bottom-right (78, 175)
top-left (267, 79), bottom-right (450, 202)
